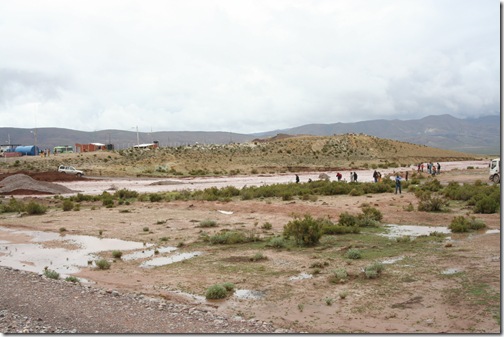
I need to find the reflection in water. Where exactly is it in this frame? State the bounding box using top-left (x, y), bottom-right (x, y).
top-left (140, 251), bottom-right (203, 268)
top-left (289, 272), bottom-right (313, 281)
top-left (380, 224), bottom-right (451, 239)
top-left (381, 256), bottom-right (405, 264)
top-left (0, 226), bottom-right (150, 277)
top-left (234, 289), bottom-right (264, 300)
top-left (441, 268), bottom-right (461, 275)
top-left (122, 246), bottom-right (177, 261)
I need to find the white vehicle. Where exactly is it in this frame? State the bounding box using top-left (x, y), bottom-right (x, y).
top-left (489, 158), bottom-right (500, 184)
top-left (58, 165), bottom-right (84, 177)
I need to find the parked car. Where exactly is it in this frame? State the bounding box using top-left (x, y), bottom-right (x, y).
top-left (58, 165), bottom-right (84, 177)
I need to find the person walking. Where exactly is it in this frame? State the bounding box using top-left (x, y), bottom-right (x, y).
top-left (373, 170), bottom-right (379, 183)
top-left (395, 174), bottom-right (402, 194)
top-left (350, 172), bottom-right (354, 182)
top-left (295, 174), bottom-right (300, 183)
top-left (437, 162), bottom-right (441, 174)
top-left (353, 172), bottom-right (358, 182)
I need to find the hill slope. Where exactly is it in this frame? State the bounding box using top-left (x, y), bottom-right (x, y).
top-left (258, 114), bottom-right (500, 154)
top-left (0, 114), bottom-right (499, 155)
top-left (1, 134), bottom-right (480, 177)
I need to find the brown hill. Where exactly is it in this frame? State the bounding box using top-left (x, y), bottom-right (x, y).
top-left (0, 134), bottom-right (481, 177)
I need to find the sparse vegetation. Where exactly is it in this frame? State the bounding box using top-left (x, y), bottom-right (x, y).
top-left (283, 214), bottom-right (324, 246)
top-left (112, 250), bottom-right (123, 259)
top-left (345, 248), bottom-right (362, 260)
top-left (43, 268), bottom-right (60, 280)
top-left (95, 259), bottom-right (111, 270)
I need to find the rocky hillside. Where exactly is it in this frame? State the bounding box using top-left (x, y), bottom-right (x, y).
top-left (0, 134), bottom-right (481, 177)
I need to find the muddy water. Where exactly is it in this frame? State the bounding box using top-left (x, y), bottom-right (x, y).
top-left (0, 225), bottom-right (207, 280)
top-left (0, 226), bottom-right (148, 277)
top-left (55, 160), bottom-right (490, 196)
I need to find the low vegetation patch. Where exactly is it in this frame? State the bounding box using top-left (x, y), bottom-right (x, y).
top-left (449, 216), bottom-right (487, 233)
top-left (283, 214), bottom-right (324, 246)
top-left (95, 259), bottom-right (111, 270)
top-left (205, 282), bottom-right (235, 299)
top-left (43, 268), bottom-right (60, 280)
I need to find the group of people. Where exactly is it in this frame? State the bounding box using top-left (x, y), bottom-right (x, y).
top-left (39, 148), bottom-right (52, 157)
top-left (418, 162), bottom-right (441, 175)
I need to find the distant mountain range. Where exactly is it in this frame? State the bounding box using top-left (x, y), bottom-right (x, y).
top-left (0, 114), bottom-right (500, 155)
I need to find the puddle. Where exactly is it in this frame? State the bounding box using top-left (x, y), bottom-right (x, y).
top-left (0, 226), bottom-right (149, 277)
top-left (170, 290), bottom-right (206, 302)
top-left (381, 256), bottom-right (405, 264)
top-left (140, 251), bottom-right (202, 268)
top-left (289, 272), bottom-right (313, 281)
top-left (122, 246), bottom-right (177, 261)
top-left (380, 224), bottom-right (451, 239)
top-left (234, 289), bottom-right (265, 300)
top-left (441, 268), bottom-right (462, 275)
top-left (485, 229), bottom-right (500, 235)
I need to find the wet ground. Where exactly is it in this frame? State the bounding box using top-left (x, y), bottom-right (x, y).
top-left (0, 160), bottom-right (500, 333)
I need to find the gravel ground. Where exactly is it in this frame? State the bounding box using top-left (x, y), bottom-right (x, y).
top-left (0, 267), bottom-right (293, 334)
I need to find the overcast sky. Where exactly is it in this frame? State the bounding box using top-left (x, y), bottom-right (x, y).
top-left (0, 0), bottom-right (499, 134)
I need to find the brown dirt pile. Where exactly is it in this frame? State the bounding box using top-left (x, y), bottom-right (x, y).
top-left (0, 171), bottom-right (85, 182)
top-left (0, 174), bottom-right (77, 195)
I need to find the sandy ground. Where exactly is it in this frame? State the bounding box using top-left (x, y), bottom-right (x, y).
top-left (0, 160), bottom-right (500, 333)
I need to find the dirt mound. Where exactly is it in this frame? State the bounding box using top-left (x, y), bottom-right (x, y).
top-left (0, 171), bottom-right (85, 182)
top-left (0, 174), bottom-right (77, 195)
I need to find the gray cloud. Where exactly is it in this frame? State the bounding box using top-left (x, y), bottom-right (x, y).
top-left (0, 0), bottom-right (498, 133)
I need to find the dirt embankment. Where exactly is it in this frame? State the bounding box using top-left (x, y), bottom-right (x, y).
top-left (0, 172), bottom-right (82, 195)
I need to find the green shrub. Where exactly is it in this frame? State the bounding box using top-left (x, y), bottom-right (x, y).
top-left (114, 189), bottom-right (139, 199)
top-left (65, 276), bottom-right (79, 283)
top-left (0, 197), bottom-right (25, 213)
top-left (348, 188), bottom-right (364, 196)
top-left (267, 237), bottom-right (286, 249)
top-left (329, 268), bottom-right (348, 283)
top-left (205, 284), bottom-right (228, 299)
top-left (43, 268), bottom-right (60, 280)
top-left (338, 212), bottom-right (358, 227)
top-left (112, 250), bottom-right (123, 259)
top-left (359, 206), bottom-right (383, 222)
top-left (102, 198), bottom-right (114, 208)
top-left (221, 282), bottom-right (235, 292)
top-left (62, 200), bottom-right (74, 211)
top-left (261, 222), bottom-right (273, 230)
top-left (26, 202), bottom-right (47, 215)
top-left (357, 207), bottom-right (382, 227)
top-left (323, 224), bottom-right (360, 235)
top-left (250, 252), bottom-right (267, 261)
top-left (283, 214), bottom-right (323, 246)
top-left (95, 259), bottom-right (111, 270)
top-left (364, 262), bottom-right (384, 279)
top-left (474, 196), bottom-right (499, 214)
top-left (209, 231), bottom-right (258, 245)
top-left (149, 193), bottom-right (163, 202)
top-left (143, 227), bottom-right (149, 232)
top-left (59, 227), bottom-right (67, 233)
top-left (199, 219), bottom-right (218, 228)
top-left (345, 248), bottom-right (362, 259)
top-left (449, 216), bottom-right (487, 233)
top-left (417, 192), bottom-right (449, 212)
